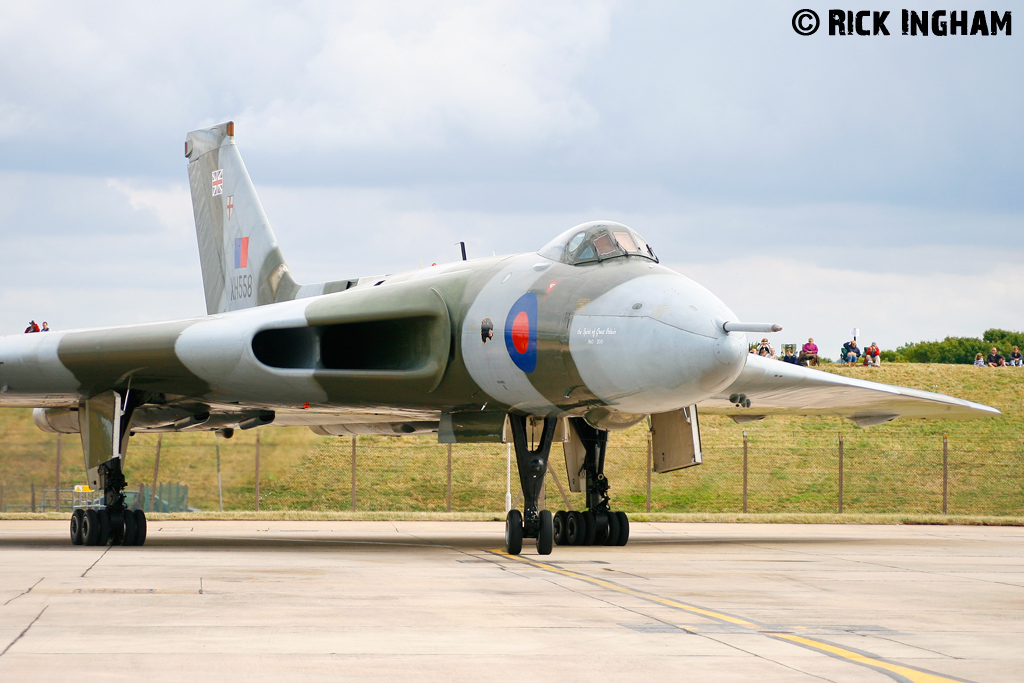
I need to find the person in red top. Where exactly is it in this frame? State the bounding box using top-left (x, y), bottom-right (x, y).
top-left (24, 320), bottom-right (39, 333)
top-left (798, 337), bottom-right (819, 366)
top-left (864, 342), bottom-right (881, 367)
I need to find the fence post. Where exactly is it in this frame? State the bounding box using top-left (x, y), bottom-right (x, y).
top-left (646, 431), bottom-right (653, 513)
top-left (446, 444), bottom-right (452, 512)
top-left (55, 434), bottom-right (62, 513)
top-left (350, 436), bottom-right (357, 512)
top-left (742, 431), bottom-right (748, 513)
top-left (254, 432), bottom-right (261, 512)
top-left (942, 433), bottom-right (948, 515)
top-left (216, 443), bottom-right (224, 512)
top-left (31, 482), bottom-right (36, 513)
top-left (0, 484), bottom-right (4, 512)
top-left (505, 442), bottom-right (512, 513)
top-left (152, 434), bottom-right (163, 512)
top-left (838, 432), bottom-right (844, 514)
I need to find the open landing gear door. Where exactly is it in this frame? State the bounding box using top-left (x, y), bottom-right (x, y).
top-left (81, 391), bottom-right (125, 491)
top-left (562, 428), bottom-right (586, 493)
top-left (650, 405), bottom-right (702, 473)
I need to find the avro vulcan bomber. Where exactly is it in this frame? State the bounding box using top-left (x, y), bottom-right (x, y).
top-left (0, 123), bottom-right (998, 554)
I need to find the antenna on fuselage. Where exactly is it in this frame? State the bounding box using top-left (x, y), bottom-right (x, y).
top-left (456, 242), bottom-right (467, 261)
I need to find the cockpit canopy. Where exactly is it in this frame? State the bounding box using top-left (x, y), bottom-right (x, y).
top-left (538, 221), bottom-right (658, 266)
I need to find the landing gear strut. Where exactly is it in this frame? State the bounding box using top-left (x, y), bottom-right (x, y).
top-left (504, 414), bottom-right (556, 556)
top-left (551, 417), bottom-right (629, 547)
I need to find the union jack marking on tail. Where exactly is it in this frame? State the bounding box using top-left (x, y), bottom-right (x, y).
top-left (212, 169), bottom-right (224, 196)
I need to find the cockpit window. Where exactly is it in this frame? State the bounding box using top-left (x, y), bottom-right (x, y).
top-left (538, 221), bottom-right (659, 266)
top-left (594, 233), bottom-right (617, 256)
top-left (613, 231), bottom-right (637, 253)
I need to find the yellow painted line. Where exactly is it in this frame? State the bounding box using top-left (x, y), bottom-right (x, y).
top-left (489, 550), bottom-right (758, 626)
top-left (488, 550), bottom-right (970, 683)
top-left (776, 634), bottom-right (967, 683)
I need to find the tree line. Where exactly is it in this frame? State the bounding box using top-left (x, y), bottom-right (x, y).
top-left (880, 329), bottom-right (1024, 364)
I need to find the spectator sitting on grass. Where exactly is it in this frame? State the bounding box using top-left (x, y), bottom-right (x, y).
top-left (842, 340), bottom-right (861, 365)
top-left (1010, 346), bottom-right (1022, 367)
top-left (974, 353), bottom-right (986, 367)
top-left (986, 347), bottom-right (1006, 367)
top-left (798, 337), bottom-right (819, 366)
top-left (864, 342), bottom-right (881, 367)
top-left (782, 348), bottom-right (799, 364)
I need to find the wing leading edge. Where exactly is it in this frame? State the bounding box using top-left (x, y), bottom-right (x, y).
top-left (700, 354), bottom-right (1000, 427)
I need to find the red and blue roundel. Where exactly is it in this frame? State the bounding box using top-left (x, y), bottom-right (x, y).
top-left (505, 293), bottom-right (538, 373)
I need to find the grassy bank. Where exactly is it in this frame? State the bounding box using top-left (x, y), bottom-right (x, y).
top-left (0, 364), bottom-right (1020, 517)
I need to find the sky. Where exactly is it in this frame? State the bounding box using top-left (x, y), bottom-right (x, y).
top-left (1, 1), bottom-right (1021, 359)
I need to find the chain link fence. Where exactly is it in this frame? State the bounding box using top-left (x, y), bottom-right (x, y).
top-left (0, 430), bottom-right (1020, 515)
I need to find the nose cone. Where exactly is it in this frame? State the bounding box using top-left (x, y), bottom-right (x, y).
top-left (569, 272), bottom-right (746, 415)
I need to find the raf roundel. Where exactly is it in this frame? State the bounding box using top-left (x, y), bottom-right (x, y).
top-left (504, 293), bottom-right (538, 373)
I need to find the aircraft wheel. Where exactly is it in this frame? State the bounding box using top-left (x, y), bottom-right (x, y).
top-left (134, 510), bottom-right (148, 546)
top-left (109, 511), bottom-right (124, 546)
top-left (505, 509), bottom-right (523, 556)
top-left (83, 509), bottom-right (100, 546)
top-left (537, 510), bottom-right (553, 555)
top-left (97, 509), bottom-right (111, 546)
top-left (70, 509), bottom-right (85, 545)
top-left (123, 508), bottom-right (138, 547)
top-left (553, 511), bottom-right (568, 546)
top-left (615, 511), bottom-right (629, 546)
top-left (582, 511), bottom-right (597, 546)
top-left (566, 511), bottom-right (585, 545)
top-left (604, 510), bottom-right (620, 546)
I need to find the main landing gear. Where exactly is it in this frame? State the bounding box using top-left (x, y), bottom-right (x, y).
top-left (68, 389), bottom-right (148, 547)
top-left (504, 414), bottom-right (630, 555)
top-left (549, 417), bottom-right (628, 548)
top-left (69, 457), bottom-right (148, 547)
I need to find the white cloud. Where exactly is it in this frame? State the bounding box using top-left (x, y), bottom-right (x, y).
top-left (676, 254), bottom-right (1024, 360)
top-left (0, 2), bottom-right (1020, 352)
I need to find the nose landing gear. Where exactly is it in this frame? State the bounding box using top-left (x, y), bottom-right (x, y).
top-left (504, 414), bottom-right (557, 556)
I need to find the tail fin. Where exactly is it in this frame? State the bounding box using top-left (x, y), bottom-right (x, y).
top-left (185, 121), bottom-right (301, 314)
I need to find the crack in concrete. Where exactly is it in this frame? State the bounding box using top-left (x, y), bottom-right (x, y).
top-left (81, 546), bottom-right (112, 578)
top-left (3, 577), bottom-right (43, 606)
top-left (0, 606), bottom-right (47, 658)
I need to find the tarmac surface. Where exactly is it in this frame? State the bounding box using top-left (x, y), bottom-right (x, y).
top-left (0, 520), bottom-right (1021, 682)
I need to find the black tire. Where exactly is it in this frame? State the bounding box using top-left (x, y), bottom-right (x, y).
top-left (97, 509), bottom-right (111, 546)
top-left (553, 510), bottom-right (568, 546)
top-left (109, 511), bottom-right (125, 546)
top-left (83, 509), bottom-right (100, 546)
top-left (582, 511), bottom-right (597, 546)
top-left (123, 508), bottom-right (138, 547)
top-left (134, 509), bottom-right (147, 546)
top-left (505, 509), bottom-right (524, 555)
top-left (566, 511), bottom-right (584, 545)
top-left (604, 510), bottom-right (620, 546)
top-left (70, 509), bottom-right (84, 545)
top-left (537, 510), bottom-right (553, 555)
top-left (615, 511), bottom-right (629, 546)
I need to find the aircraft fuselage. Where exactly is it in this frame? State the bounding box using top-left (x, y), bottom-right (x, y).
top-left (0, 250), bottom-right (746, 429)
